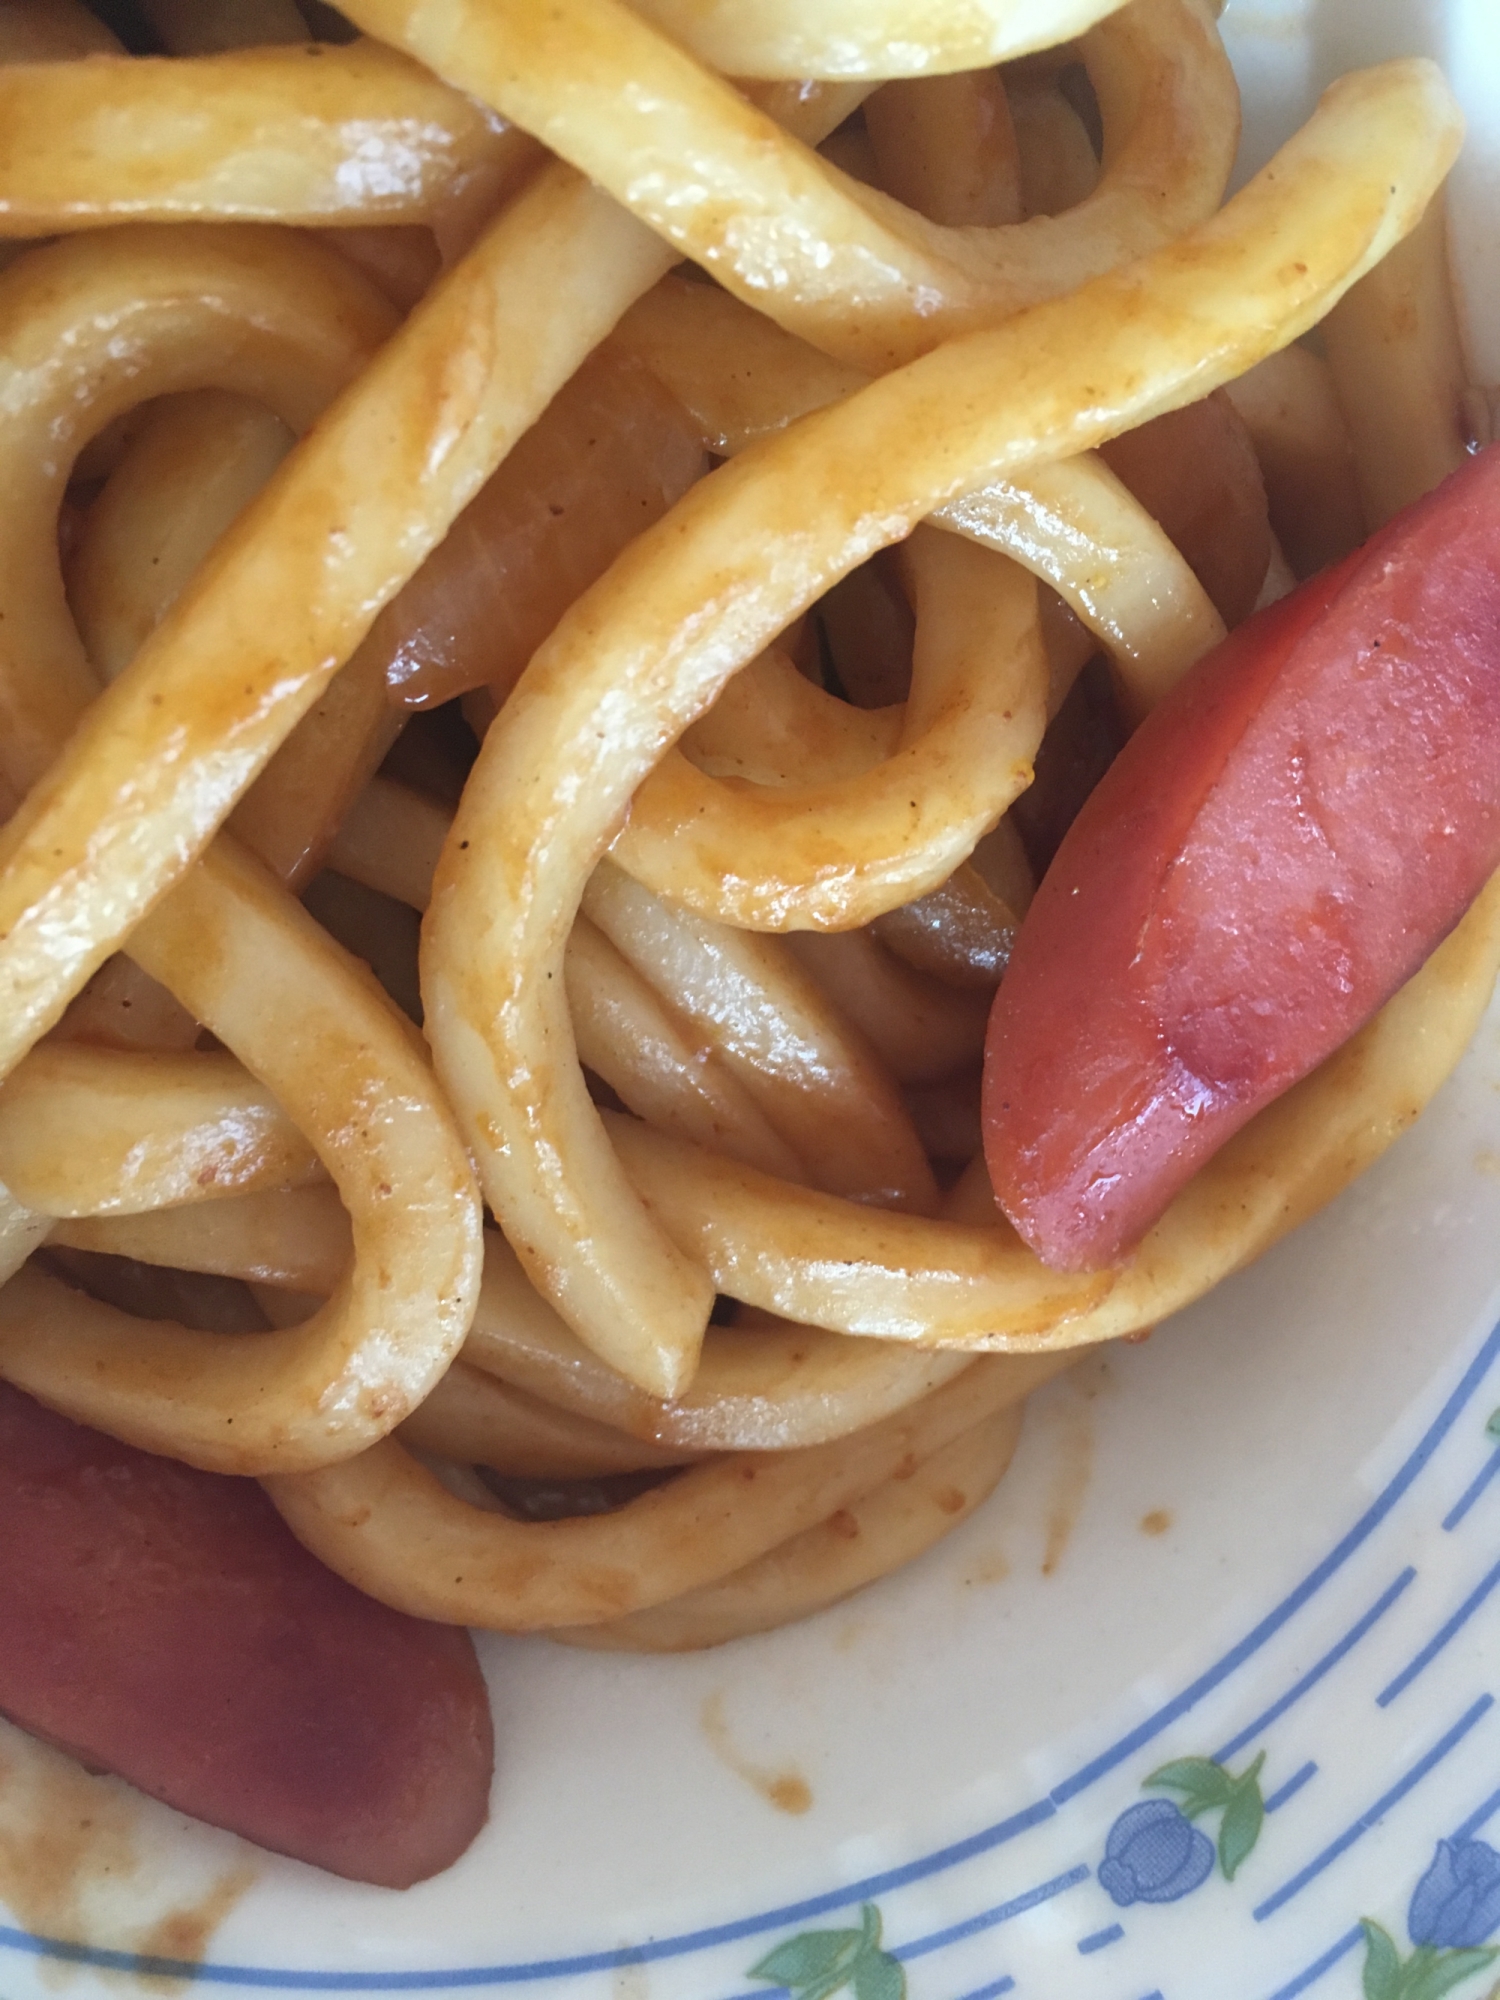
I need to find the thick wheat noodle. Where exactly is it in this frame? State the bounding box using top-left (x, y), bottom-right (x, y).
top-left (1222, 345), bottom-right (1363, 578)
top-left (607, 290), bottom-right (1225, 929)
top-left (67, 1176), bottom-right (991, 1463)
top-left (0, 1181), bottom-right (50, 1287)
top-left (0, 227), bottom-right (487, 1469)
top-left (22, 1114), bottom-right (979, 1446)
top-left (1322, 191), bottom-right (1473, 531)
top-left (0, 837), bottom-right (481, 1474)
top-left (73, 388), bottom-right (398, 890)
top-left (0, 7), bottom-right (1480, 1656)
top-left (264, 1354), bottom-right (1046, 1628)
top-left (680, 648), bottom-right (901, 786)
top-left (51, 958), bottom-right (201, 1057)
top-left (0, 83), bottom-right (859, 1136)
top-left (327, 775), bottom-right (452, 911)
top-left (606, 873), bottom-right (1500, 1348)
top-left (0, 1045), bottom-right (323, 1216)
top-left (554, 1401), bottom-right (1027, 1651)
top-left (867, 63), bottom-right (1022, 229)
top-left (420, 65), bottom-right (1464, 1399)
top-left (399, 1361), bottom-right (705, 1479)
top-left (319, 224), bottom-right (442, 311)
top-left (329, 775), bottom-right (998, 1089)
top-left (461, 1273), bottom-right (1011, 1456)
top-left (615, 276), bottom-right (1224, 701)
top-left (0, 178), bottom-right (660, 1071)
top-left (786, 930), bottom-right (991, 1085)
top-left (52, 1181), bottom-right (353, 1294)
top-left (1010, 70), bottom-right (1105, 216)
top-left (612, 495), bottom-right (1220, 933)
top-left (71, 392), bottom-right (294, 683)
top-left (613, 529), bottom-right (1047, 934)
top-left (339, 0), bottom-right (1236, 372)
top-left (563, 917), bottom-right (811, 1184)
top-left (0, 43), bottom-right (532, 233)
top-left (9, 923), bottom-right (809, 1231)
top-left (0, 227), bottom-right (393, 791)
top-left (250, 1190), bottom-right (1041, 1461)
top-left (324, 785), bottom-right (853, 1185)
top-left (628, 0), bottom-right (1131, 81)
top-left (581, 863), bottom-right (939, 1211)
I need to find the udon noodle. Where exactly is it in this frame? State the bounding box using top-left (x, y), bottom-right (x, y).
top-left (0, 0), bottom-right (1491, 1660)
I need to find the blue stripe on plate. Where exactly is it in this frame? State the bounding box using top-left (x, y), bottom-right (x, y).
top-left (948, 1980), bottom-right (1015, 2000)
top-left (1453, 1778), bottom-right (1500, 1841)
top-left (7, 1317), bottom-right (1499, 1990)
top-left (1263, 1762), bottom-right (1318, 1813)
top-left (894, 1867), bottom-right (1090, 1964)
top-left (1261, 1926), bottom-right (1363, 2000)
top-left (1443, 1446), bottom-right (1500, 1531)
top-left (1075, 1925), bottom-right (1124, 1955)
top-left (1253, 1694), bottom-right (1494, 1921)
top-left (1377, 1556), bottom-right (1500, 1706)
top-left (1052, 1317), bottom-right (1500, 1805)
top-left (1212, 1569), bottom-right (1417, 1764)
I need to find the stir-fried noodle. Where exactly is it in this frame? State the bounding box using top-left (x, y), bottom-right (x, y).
top-left (0, 0), bottom-right (1490, 1659)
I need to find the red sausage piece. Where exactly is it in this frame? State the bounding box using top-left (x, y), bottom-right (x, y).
top-left (0, 1381), bottom-right (493, 1887)
top-left (984, 444), bottom-right (1500, 1271)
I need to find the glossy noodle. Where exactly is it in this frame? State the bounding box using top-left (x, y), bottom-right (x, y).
top-left (0, 0), bottom-right (1489, 1682)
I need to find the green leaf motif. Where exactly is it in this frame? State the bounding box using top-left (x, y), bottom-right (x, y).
top-left (852, 1951), bottom-right (906, 2000)
top-left (1361, 1921), bottom-right (1404, 2000)
top-left (749, 1930), bottom-right (863, 1987)
top-left (1146, 1750), bottom-right (1265, 1875)
top-left (1355, 1928), bottom-right (1498, 2000)
top-left (1402, 1946), bottom-right (1500, 2000)
top-left (1218, 1778), bottom-right (1265, 1882)
top-left (1485, 1406), bottom-right (1500, 1441)
top-left (1145, 1756), bottom-right (1235, 1818)
top-left (749, 1907), bottom-right (904, 2000)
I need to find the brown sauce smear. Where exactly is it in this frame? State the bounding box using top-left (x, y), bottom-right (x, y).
top-left (0, 1733), bottom-right (140, 1950)
top-left (0, 1726), bottom-right (257, 1982)
top-left (961, 1547), bottom-right (1011, 1588)
top-left (136, 1866), bottom-right (258, 1988)
top-left (700, 1691), bottom-right (813, 1817)
top-left (1139, 1509), bottom-right (1173, 1538)
top-left (1039, 1356), bottom-right (1107, 1576)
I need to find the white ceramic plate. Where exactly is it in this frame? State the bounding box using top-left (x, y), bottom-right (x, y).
top-left (4, 5), bottom-right (1500, 1997)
